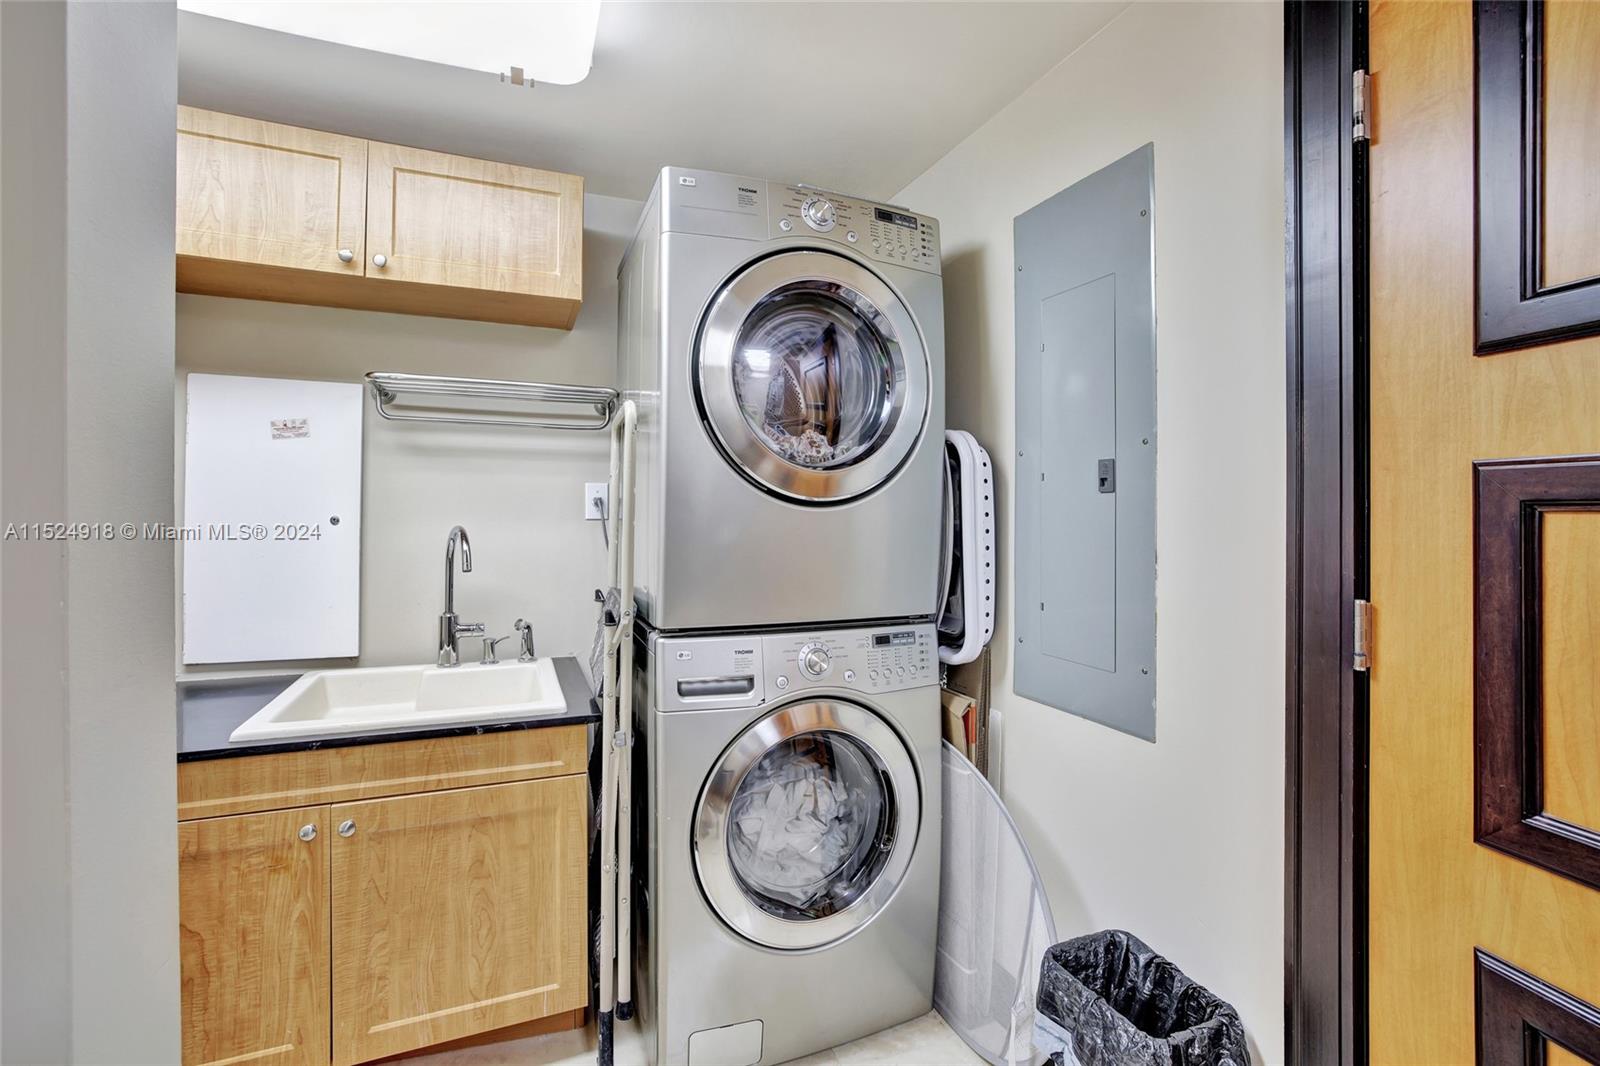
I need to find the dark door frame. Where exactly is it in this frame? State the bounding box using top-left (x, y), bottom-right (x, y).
top-left (1285, 3), bottom-right (1369, 1065)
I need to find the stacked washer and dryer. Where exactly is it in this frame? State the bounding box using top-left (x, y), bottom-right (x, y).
top-left (617, 167), bottom-right (948, 1066)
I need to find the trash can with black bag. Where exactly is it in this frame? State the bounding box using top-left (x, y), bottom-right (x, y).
top-left (1033, 930), bottom-right (1249, 1066)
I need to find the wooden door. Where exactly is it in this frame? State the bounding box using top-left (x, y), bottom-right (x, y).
top-left (1369, 1), bottom-right (1600, 1062)
top-left (179, 806), bottom-right (331, 1066)
top-left (364, 141), bottom-right (583, 322)
top-left (176, 106), bottom-right (366, 277)
top-left (329, 776), bottom-right (588, 1065)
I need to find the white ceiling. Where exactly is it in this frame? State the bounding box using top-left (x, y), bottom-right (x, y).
top-left (178, 1), bottom-right (1128, 202)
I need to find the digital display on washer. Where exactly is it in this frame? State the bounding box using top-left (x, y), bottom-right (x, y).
top-left (874, 208), bottom-right (919, 230)
top-left (873, 631), bottom-right (917, 647)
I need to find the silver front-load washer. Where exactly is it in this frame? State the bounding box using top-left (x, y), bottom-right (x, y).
top-left (618, 167), bottom-right (946, 631)
top-left (632, 621), bottom-right (942, 1066)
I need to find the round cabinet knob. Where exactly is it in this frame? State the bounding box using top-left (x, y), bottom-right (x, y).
top-left (337, 248), bottom-right (354, 263)
top-left (371, 253), bottom-right (388, 269)
top-left (338, 820), bottom-right (356, 838)
top-left (298, 824), bottom-right (317, 842)
top-left (802, 197), bottom-right (836, 232)
top-left (800, 643), bottom-right (831, 678)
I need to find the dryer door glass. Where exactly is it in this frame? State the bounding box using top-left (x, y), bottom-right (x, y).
top-left (730, 283), bottom-right (895, 471)
top-left (698, 250), bottom-right (930, 503)
top-left (693, 699), bottom-right (922, 950)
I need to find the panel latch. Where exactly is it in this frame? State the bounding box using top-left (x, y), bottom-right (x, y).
top-left (1353, 599), bottom-right (1373, 672)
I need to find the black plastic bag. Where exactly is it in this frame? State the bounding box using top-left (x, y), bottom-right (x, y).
top-left (1035, 930), bottom-right (1249, 1066)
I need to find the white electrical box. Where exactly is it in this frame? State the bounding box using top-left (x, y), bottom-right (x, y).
top-left (182, 373), bottom-right (363, 664)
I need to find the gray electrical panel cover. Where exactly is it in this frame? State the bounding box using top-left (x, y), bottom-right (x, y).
top-left (1013, 143), bottom-right (1156, 740)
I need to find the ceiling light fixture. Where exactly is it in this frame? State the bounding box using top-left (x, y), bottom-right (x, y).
top-left (178, 0), bottom-right (602, 86)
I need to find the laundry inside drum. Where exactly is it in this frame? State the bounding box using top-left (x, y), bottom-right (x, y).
top-left (727, 731), bottom-right (897, 920)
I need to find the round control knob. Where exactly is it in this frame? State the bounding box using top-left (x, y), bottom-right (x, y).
top-left (799, 642), bottom-right (832, 678)
top-left (801, 197), bottom-right (837, 232)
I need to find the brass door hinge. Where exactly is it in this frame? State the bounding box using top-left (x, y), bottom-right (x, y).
top-left (1353, 599), bottom-right (1373, 672)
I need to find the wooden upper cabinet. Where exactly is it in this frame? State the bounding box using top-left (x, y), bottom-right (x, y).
top-left (174, 108), bottom-right (584, 329)
top-left (179, 805), bottom-right (331, 1066)
top-left (330, 776), bottom-right (588, 1066)
top-left (365, 142), bottom-right (584, 328)
top-left (177, 106), bottom-right (366, 278)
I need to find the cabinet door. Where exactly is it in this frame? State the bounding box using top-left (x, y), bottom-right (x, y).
top-left (330, 776), bottom-right (588, 1065)
top-left (177, 106), bottom-right (366, 276)
top-left (364, 141), bottom-right (583, 306)
top-left (180, 805), bottom-right (331, 1066)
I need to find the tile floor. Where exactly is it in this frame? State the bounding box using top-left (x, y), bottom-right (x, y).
top-left (401, 1009), bottom-right (986, 1066)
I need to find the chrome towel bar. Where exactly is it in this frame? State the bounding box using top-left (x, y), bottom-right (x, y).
top-left (365, 371), bottom-right (618, 431)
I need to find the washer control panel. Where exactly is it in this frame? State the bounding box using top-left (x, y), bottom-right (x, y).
top-left (769, 185), bottom-right (940, 275)
top-left (762, 623), bottom-right (936, 701)
top-left (653, 622), bottom-right (937, 711)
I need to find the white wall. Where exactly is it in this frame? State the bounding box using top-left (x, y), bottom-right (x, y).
top-left (175, 193), bottom-right (642, 673)
top-left (896, 4), bottom-right (1285, 1059)
top-left (2, 1), bottom-right (180, 1061)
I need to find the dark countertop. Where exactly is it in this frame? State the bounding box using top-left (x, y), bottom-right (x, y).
top-left (177, 656), bottom-right (598, 763)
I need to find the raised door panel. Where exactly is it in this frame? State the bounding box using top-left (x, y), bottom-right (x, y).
top-left (1540, 511), bottom-right (1600, 833)
top-left (1541, 0), bottom-right (1600, 288)
top-left (179, 805), bottom-right (331, 1066)
top-left (177, 106), bottom-right (366, 277)
top-left (330, 776), bottom-right (588, 1065)
top-left (365, 141), bottom-right (583, 313)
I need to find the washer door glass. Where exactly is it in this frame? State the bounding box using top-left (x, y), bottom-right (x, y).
top-left (727, 731), bottom-right (893, 920)
top-left (694, 700), bottom-right (921, 950)
top-left (697, 251), bottom-right (929, 503)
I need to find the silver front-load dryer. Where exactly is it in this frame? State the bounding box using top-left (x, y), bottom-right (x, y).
top-left (632, 622), bottom-right (942, 1066)
top-left (617, 167), bottom-right (946, 631)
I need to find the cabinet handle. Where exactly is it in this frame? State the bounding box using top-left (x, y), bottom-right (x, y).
top-left (338, 820), bottom-right (357, 837)
top-left (337, 248), bottom-right (354, 263)
top-left (298, 824), bottom-right (318, 842)
top-left (371, 254), bottom-right (388, 269)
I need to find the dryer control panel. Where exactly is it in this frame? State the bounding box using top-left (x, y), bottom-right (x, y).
top-left (769, 185), bottom-right (941, 276)
top-left (657, 168), bottom-right (941, 276)
top-left (653, 622), bottom-right (938, 712)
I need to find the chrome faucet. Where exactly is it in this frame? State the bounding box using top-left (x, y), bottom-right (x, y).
top-left (514, 618), bottom-right (536, 662)
top-left (438, 526), bottom-right (484, 667)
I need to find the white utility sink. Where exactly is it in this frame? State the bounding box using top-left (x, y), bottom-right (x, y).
top-left (228, 658), bottom-right (565, 744)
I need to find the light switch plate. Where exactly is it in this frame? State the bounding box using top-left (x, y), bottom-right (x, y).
top-left (585, 482), bottom-right (609, 520)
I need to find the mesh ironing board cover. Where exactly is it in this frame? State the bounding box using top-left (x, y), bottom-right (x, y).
top-left (935, 741), bottom-right (1058, 1066)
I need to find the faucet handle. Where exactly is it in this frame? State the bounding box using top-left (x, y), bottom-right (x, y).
top-left (480, 634), bottom-right (513, 665)
top-left (514, 618), bottom-right (536, 662)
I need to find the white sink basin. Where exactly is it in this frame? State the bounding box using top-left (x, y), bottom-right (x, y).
top-left (228, 658), bottom-right (566, 743)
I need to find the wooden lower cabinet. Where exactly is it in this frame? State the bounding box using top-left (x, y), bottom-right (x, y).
top-left (180, 805), bottom-right (332, 1066)
top-left (330, 777), bottom-right (589, 1065)
top-left (178, 727), bottom-right (589, 1066)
